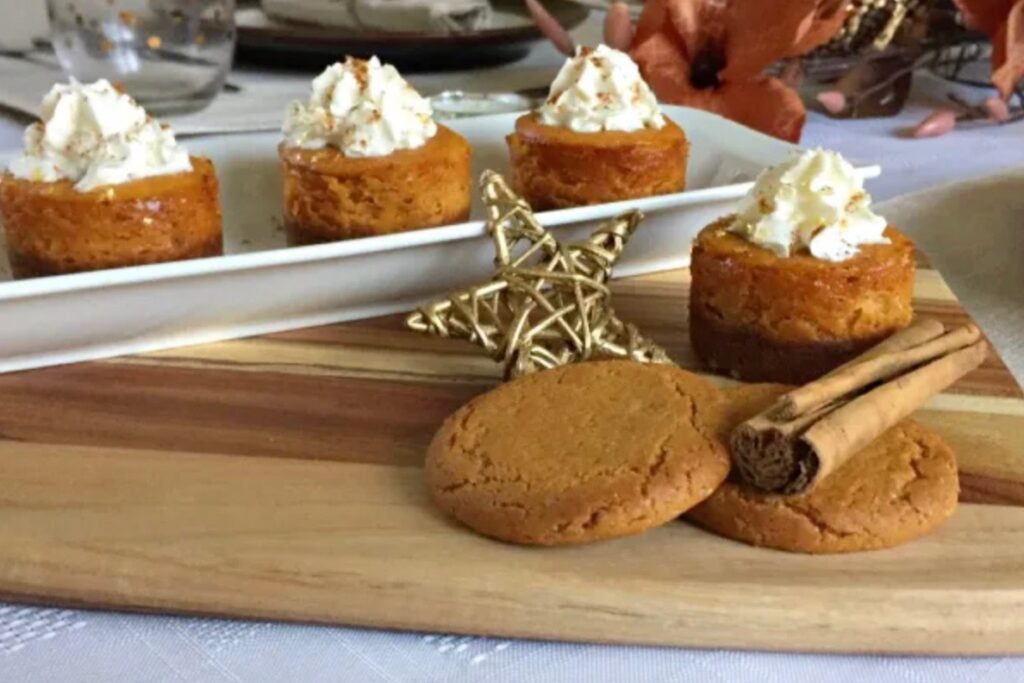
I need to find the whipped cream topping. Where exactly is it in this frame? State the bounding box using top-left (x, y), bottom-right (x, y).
top-left (283, 56), bottom-right (437, 157)
top-left (728, 149), bottom-right (889, 262)
top-left (538, 44), bottom-right (665, 133)
top-left (7, 79), bottom-right (191, 192)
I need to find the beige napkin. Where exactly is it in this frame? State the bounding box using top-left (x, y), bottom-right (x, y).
top-left (262, 0), bottom-right (493, 33)
top-left (879, 171), bottom-right (1024, 385)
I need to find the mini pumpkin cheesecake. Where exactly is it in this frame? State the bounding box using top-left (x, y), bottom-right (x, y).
top-left (689, 149), bottom-right (914, 384)
top-left (507, 44), bottom-right (687, 210)
top-left (280, 56), bottom-right (471, 244)
top-left (0, 80), bottom-right (222, 278)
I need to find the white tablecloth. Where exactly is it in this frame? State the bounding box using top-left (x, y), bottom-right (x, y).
top-left (1, 13), bottom-right (1023, 683)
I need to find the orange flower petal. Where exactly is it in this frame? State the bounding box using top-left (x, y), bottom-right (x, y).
top-left (633, 0), bottom-right (671, 49)
top-left (991, 0), bottom-right (1024, 98)
top-left (789, 0), bottom-right (849, 56)
top-left (953, 0), bottom-right (1017, 36)
top-left (665, 0), bottom-right (727, 65)
top-left (632, 0), bottom-right (847, 82)
top-left (714, 77), bottom-right (808, 142)
top-left (632, 29), bottom-right (694, 100)
top-left (630, 0), bottom-right (817, 142)
top-left (719, 0), bottom-right (825, 80)
top-left (633, 74), bottom-right (807, 142)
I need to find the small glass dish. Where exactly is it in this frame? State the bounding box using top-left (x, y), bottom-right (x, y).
top-left (430, 91), bottom-right (535, 120)
top-left (47, 0), bottom-right (236, 115)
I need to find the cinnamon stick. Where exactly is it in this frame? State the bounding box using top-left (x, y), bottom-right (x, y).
top-left (730, 321), bottom-right (988, 494)
top-left (800, 341), bottom-right (987, 484)
top-left (827, 318), bottom-right (946, 372)
top-left (756, 319), bottom-right (945, 438)
top-left (731, 401), bottom-right (845, 493)
top-left (771, 323), bottom-right (981, 420)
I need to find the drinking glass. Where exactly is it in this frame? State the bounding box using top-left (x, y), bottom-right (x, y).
top-left (47, 0), bottom-right (236, 114)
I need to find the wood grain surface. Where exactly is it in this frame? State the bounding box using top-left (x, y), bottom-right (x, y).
top-left (1, 264), bottom-right (1023, 655)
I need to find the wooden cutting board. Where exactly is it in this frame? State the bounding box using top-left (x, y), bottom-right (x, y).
top-left (2, 263), bottom-right (1023, 655)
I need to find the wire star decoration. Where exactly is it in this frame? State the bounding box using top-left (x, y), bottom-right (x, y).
top-left (405, 171), bottom-right (672, 379)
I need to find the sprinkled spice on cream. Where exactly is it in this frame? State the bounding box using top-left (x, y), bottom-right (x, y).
top-left (283, 56), bottom-right (437, 157)
top-left (539, 44), bottom-right (665, 133)
top-left (7, 79), bottom-right (191, 192)
top-left (729, 148), bottom-right (889, 262)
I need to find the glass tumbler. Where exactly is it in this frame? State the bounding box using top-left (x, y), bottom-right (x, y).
top-left (47, 0), bottom-right (236, 115)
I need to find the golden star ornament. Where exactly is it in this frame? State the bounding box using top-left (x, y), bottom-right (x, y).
top-left (405, 171), bottom-right (671, 379)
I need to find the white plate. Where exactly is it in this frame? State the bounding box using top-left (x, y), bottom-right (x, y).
top-left (0, 106), bottom-right (879, 373)
top-left (235, 1), bottom-right (590, 67)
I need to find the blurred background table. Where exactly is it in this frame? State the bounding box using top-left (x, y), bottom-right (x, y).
top-left (1, 5), bottom-right (1023, 683)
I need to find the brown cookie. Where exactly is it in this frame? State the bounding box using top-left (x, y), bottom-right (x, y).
top-left (426, 360), bottom-right (730, 545)
top-left (688, 384), bottom-right (960, 554)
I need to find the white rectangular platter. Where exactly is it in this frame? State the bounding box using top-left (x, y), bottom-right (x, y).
top-left (0, 106), bottom-right (879, 372)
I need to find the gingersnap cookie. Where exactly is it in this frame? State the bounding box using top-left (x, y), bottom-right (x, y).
top-left (426, 360), bottom-right (730, 545)
top-left (688, 384), bottom-right (960, 554)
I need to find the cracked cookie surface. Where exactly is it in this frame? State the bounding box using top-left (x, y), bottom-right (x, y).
top-left (688, 384), bottom-right (960, 554)
top-left (425, 360), bottom-right (730, 545)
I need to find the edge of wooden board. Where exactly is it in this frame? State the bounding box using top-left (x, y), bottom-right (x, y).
top-left (3, 445), bottom-right (1024, 655)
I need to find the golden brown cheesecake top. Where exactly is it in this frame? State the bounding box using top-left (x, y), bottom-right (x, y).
top-left (696, 217), bottom-right (914, 275)
top-left (514, 112), bottom-right (686, 149)
top-left (1, 156), bottom-right (213, 202)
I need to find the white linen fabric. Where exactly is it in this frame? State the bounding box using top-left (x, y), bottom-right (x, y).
top-left (0, 15), bottom-right (1023, 683)
top-left (2, 605), bottom-right (1023, 682)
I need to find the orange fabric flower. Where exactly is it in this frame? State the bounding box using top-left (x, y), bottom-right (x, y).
top-left (630, 0), bottom-right (847, 141)
top-left (954, 0), bottom-right (1024, 99)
